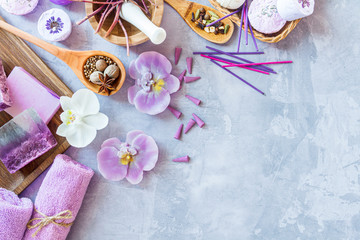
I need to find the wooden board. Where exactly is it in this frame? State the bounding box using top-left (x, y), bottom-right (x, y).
top-left (0, 17), bottom-right (73, 195)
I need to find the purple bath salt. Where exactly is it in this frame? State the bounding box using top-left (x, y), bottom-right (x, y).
top-left (174, 47), bottom-right (182, 65)
top-left (0, 59), bottom-right (12, 111)
top-left (186, 57), bottom-right (193, 74)
top-left (185, 95), bottom-right (201, 105)
top-left (168, 106), bottom-right (182, 119)
top-left (192, 113), bottom-right (205, 128)
top-left (0, 108), bottom-right (57, 174)
top-left (173, 156), bottom-right (190, 162)
top-left (184, 76), bottom-right (201, 83)
top-left (184, 118), bottom-right (196, 134)
top-left (174, 124), bottom-right (183, 140)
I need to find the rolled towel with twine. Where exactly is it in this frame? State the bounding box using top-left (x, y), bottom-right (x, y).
top-left (23, 154), bottom-right (94, 239)
top-left (0, 188), bottom-right (33, 240)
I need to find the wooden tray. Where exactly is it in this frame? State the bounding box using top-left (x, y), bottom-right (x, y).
top-left (0, 17), bottom-right (72, 195)
top-left (208, 0), bottom-right (301, 43)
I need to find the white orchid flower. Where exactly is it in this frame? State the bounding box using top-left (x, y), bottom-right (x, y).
top-left (56, 89), bottom-right (108, 148)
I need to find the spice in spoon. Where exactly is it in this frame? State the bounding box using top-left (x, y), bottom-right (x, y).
top-left (98, 74), bottom-right (116, 95)
top-left (84, 55), bottom-right (119, 95)
top-left (191, 7), bottom-right (230, 35)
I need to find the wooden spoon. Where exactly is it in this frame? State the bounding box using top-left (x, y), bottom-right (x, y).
top-left (164, 0), bottom-right (234, 44)
top-left (0, 17), bottom-right (126, 96)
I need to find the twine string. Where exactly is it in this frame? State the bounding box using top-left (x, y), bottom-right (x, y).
top-left (27, 208), bottom-right (74, 237)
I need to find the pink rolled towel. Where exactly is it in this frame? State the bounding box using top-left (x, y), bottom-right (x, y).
top-left (0, 188), bottom-right (33, 240)
top-left (23, 154), bottom-right (94, 240)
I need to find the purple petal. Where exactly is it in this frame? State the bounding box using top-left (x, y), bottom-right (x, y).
top-left (135, 51), bottom-right (172, 80)
top-left (126, 162), bottom-right (144, 184)
top-left (132, 134), bottom-right (159, 171)
top-left (129, 60), bottom-right (141, 80)
top-left (126, 130), bottom-right (145, 145)
top-left (164, 74), bottom-right (180, 94)
top-left (128, 85), bottom-right (141, 105)
top-left (97, 147), bottom-right (128, 181)
top-left (133, 89), bottom-right (170, 115)
top-left (101, 137), bottom-right (122, 150)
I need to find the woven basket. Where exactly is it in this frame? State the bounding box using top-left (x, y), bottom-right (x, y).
top-left (208, 0), bottom-right (301, 43)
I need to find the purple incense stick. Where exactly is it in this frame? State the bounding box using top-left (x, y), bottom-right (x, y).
top-left (193, 51), bottom-right (264, 55)
top-left (245, 0), bottom-right (249, 45)
top-left (205, 55), bottom-right (272, 74)
top-left (211, 60), bottom-right (265, 96)
top-left (237, 5), bottom-right (245, 52)
top-left (206, 8), bottom-right (241, 27)
top-left (249, 23), bottom-right (259, 52)
top-left (206, 46), bottom-right (276, 74)
top-left (201, 54), bottom-right (269, 75)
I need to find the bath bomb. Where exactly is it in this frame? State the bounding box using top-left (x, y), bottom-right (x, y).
top-left (277, 0), bottom-right (315, 21)
top-left (216, 0), bottom-right (245, 10)
top-left (38, 8), bottom-right (72, 42)
top-left (0, 0), bottom-right (39, 15)
top-left (248, 0), bottom-right (286, 35)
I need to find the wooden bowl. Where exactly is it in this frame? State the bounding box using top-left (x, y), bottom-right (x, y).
top-left (85, 0), bottom-right (164, 46)
top-left (208, 0), bottom-right (301, 43)
top-left (80, 51), bottom-right (126, 96)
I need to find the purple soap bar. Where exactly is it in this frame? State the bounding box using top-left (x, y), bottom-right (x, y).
top-left (248, 0), bottom-right (286, 34)
top-left (5, 67), bottom-right (60, 124)
top-left (0, 108), bottom-right (57, 174)
top-left (0, 59), bottom-right (12, 111)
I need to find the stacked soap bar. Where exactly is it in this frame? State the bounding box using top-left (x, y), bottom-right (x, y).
top-left (0, 58), bottom-right (12, 111)
top-left (0, 108), bottom-right (57, 174)
top-left (5, 67), bottom-right (60, 124)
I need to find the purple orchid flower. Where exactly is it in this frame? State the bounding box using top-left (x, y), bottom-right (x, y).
top-left (128, 51), bottom-right (180, 115)
top-left (97, 130), bottom-right (159, 184)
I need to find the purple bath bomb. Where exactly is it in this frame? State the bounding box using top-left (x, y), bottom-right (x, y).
top-left (248, 0), bottom-right (286, 35)
top-left (50, 0), bottom-right (72, 5)
top-left (0, 0), bottom-right (39, 15)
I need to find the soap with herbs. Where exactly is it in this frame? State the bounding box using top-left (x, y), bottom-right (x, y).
top-left (0, 108), bottom-right (57, 174)
top-left (0, 59), bottom-right (12, 111)
top-left (5, 67), bottom-right (60, 124)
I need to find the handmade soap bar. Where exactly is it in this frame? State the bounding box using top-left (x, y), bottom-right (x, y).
top-left (0, 59), bottom-right (12, 111)
top-left (0, 108), bottom-right (57, 174)
top-left (248, 0), bottom-right (286, 34)
top-left (5, 67), bottom-right (60, 124)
